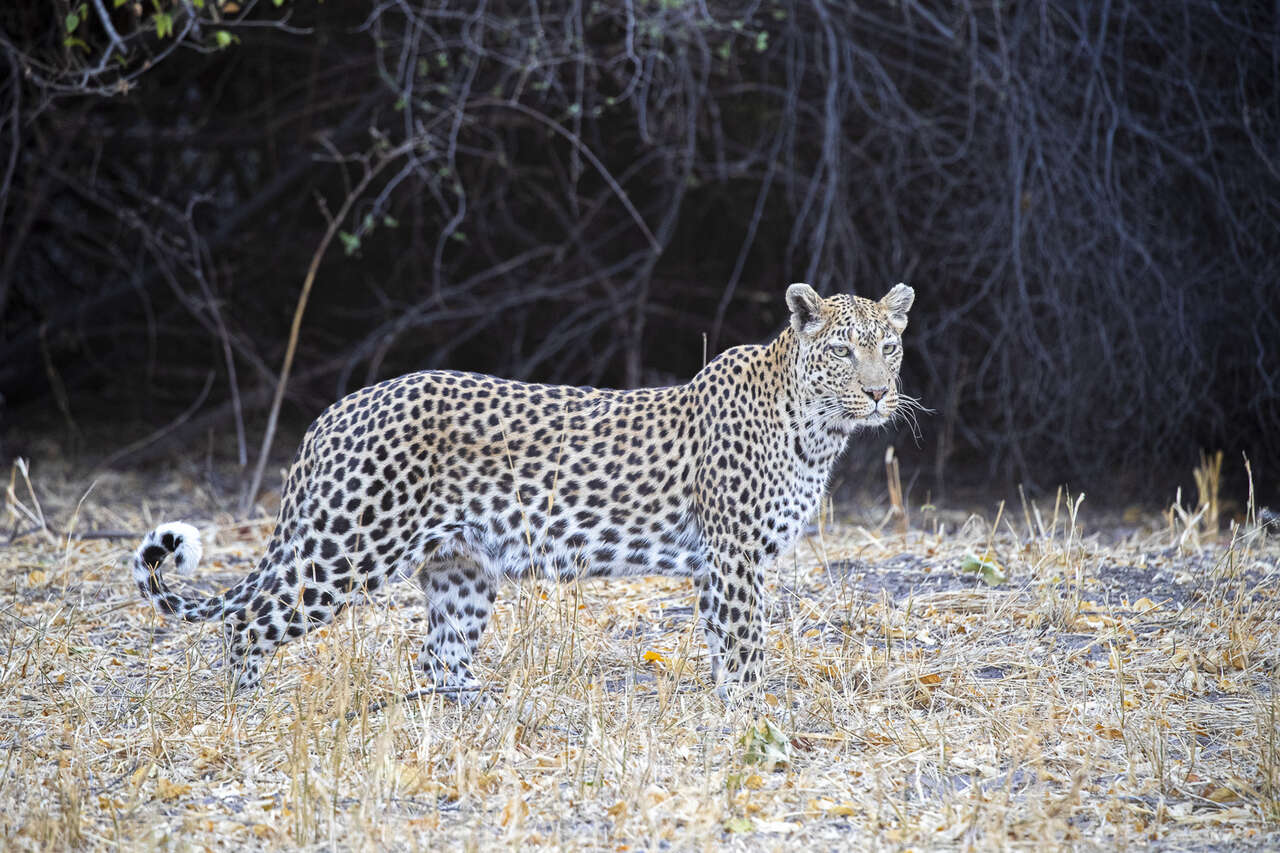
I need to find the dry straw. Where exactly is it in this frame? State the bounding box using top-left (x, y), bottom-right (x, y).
top-left (2, 455), bottom-right (1278, 848)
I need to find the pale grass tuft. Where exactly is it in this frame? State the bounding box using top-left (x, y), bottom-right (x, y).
top-left (1194, 450), bottom-right (1224, 541)
top-left (882, 445), bottom-right (908, 537)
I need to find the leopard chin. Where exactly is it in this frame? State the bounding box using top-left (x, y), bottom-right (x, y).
top-left (837, 407), bottom-right (889, 429)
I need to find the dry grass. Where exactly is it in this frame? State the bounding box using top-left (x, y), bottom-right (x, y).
top-left (2, 456), bottom-right (1279, 850)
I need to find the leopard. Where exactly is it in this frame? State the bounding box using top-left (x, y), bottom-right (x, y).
top-left (132, 282), bottom-right (916, 696)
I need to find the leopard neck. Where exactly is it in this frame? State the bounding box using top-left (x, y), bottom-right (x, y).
top-left (763, 327), bottom-right (851, 474)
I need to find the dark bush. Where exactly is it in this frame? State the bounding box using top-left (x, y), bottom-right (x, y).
top-left (1, 1), bottom-right (1276, 499)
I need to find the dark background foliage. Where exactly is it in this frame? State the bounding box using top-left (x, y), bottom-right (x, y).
top-left (1, 0), bottom-right (1277, 505)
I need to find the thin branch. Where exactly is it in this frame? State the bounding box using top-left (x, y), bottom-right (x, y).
top-left (97, 372), bottom-right (216, 471)
top-left (240, 141), bottom-right (417, 516)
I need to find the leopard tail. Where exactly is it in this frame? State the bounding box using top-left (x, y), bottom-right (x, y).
top-left (132, 522), bottom-right (225, 621)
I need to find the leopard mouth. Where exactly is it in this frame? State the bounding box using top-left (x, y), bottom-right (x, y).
top-left (841, 401), bottom-right (891, 424)
top-left (831, 409), bottom-right (888, 435)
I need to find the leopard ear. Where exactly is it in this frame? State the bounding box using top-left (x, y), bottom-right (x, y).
top-left (786, 283), bottom-right (826, 336)
top-left (879, 283), bottom-right (914, 333)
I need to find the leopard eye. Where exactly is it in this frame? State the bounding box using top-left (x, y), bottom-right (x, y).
top-left (829, 345), bottom-right (852, 360)
top-left (882, 341), bottom-right (900, 355)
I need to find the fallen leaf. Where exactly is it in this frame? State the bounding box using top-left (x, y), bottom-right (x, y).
top-left (740, 719), bottom-right (791, 772)
top-left (1206, 786), bottom-right (1240, 803)
top-left (960, 553), bottom-right (1007, 586)
top-left (1093, 723), bottom-right (1125, 740)
top-left (1222, 638), bottom-right (1257, 670)
top-left (814, 662), bottom-right (842, 679)
top-left (391, 763), bottom-right (437, 796)
top-left (155, 777), bottom-right (191, 800)
top-left (500, 797), bottom-right (529, 827)
top-left (860, 729), bottom-right (895, 747)
top-left (129, 762), bottom-right (153, 789)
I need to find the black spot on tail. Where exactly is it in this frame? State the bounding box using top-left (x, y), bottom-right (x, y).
top-left (141, 544), bottom-right (168, 568)
top-left (161, 532), bottom-right (178, 551)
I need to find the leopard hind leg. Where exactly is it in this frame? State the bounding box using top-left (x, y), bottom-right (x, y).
top-left (415, 558), bottom-right (497, 693)
top-left (217, 533), bottom-right (363, 692)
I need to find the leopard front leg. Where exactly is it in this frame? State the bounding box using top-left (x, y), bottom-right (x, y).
top-left (698, 556), bottom-right (766, 699)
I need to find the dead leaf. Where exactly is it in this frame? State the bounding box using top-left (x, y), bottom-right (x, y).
top-left (1206, 786), bottom-right (1241, 803)
top-left (155, 777), bottom-right (191, 800)
top-left (129, 762), bottom-right (153, 790)
top-left (500, 797), bottom-right (528, 827)
top-left (1093, 723), bottom-right (1125, 740)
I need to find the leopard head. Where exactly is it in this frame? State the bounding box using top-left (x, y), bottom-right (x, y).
top-left (785, 282), bottom-right (915, 434)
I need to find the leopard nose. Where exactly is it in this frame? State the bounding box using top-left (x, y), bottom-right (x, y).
top-left (864, 385), bottom-right (888, 402)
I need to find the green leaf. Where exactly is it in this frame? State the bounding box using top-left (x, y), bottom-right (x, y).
top-left (723, 817), bottom-right (754, 834)
top-left (740, 718), bottom-right (791, 772)
top-left (154, 12), bottom-right (174, 39)
top-left (382, 215), bottom-right (399, 228)
top-left (65, 11), bottom-right (80, 34)
top-left (214, 30), bottom-right (237, 49)
top-left (755, 31), bottom-right (768, 52)
top-left (338, 231), bottom-right (361, 256)
top-left (960, 553), bottom-right (1007, 586)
